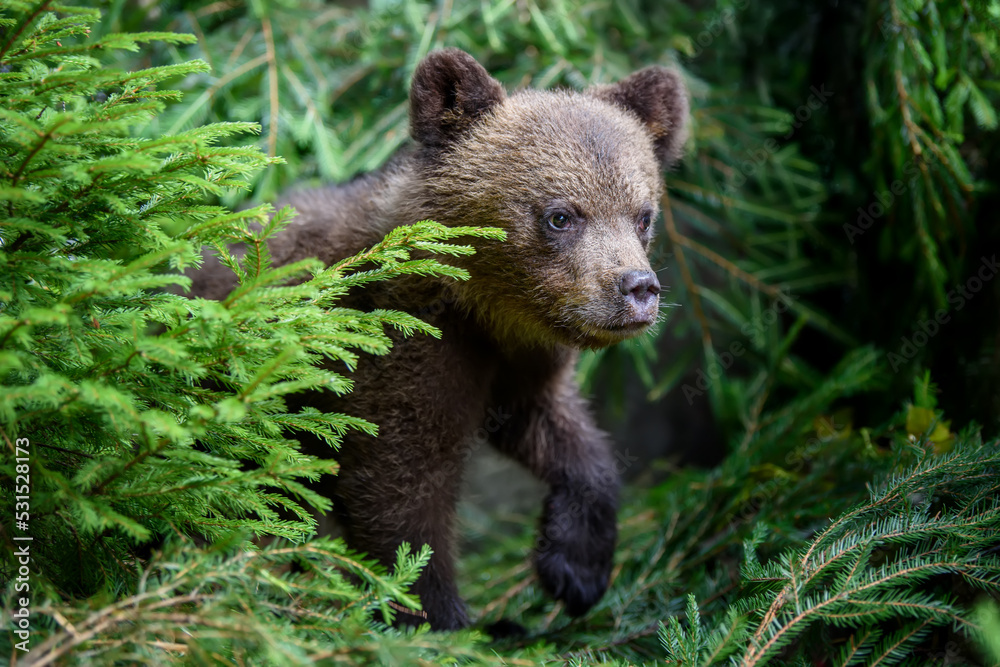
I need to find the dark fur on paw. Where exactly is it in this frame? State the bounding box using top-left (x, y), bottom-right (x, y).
top-left (483, 618), bottom-right (529, 639)
top-left (534, 483), bottom-right (617, 617)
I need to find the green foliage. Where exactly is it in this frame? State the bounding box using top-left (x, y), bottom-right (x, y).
top-left (975, 600), bottom-right (1000, 663)
top-left (95, 0), bottom-right (712, 200)
top-left (863, 0), bottom-right (997, 306)
top-left (659, 595), bottom-right (748, 665)
top-left (18, 540), bottom-right (438, 665)
top-left (2, 0), bottom-right (998, 665)
top-left (739, 440), bottom-right (1000, 666)
top-left (657, 430), bottom-right (1000, 667)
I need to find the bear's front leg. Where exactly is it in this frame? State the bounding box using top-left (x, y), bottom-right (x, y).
top-left (491, 359), bottom-right (620, 618)
top-left (535, 465), bottom-right (618, 617)
top-left (334, 437), bottom-right (471, 631)
top-left (326, 328), bottom-right (494, 632)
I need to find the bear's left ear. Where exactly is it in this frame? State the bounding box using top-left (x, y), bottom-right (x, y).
top-left (410, 48), bottom-right (506, 149)
top-left (591, 67), bottom-right (690, 168)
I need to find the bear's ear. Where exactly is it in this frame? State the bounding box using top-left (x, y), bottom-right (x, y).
top-left (409, 48), bottom-right (506, 149)
top-left (591, 67), bottom-right (689, 168)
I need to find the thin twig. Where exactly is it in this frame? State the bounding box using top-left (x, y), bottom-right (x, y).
top-left (894, 69), bottom-right (922, 159)
top-left (262, 16), bottom-right (280, 158)
top-left (670, 233), bottom-right (783, 299)
top-left (662, 191), bottom-right (713, 350)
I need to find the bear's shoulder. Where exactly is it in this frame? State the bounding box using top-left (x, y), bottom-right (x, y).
top-left (272, 151), bottom-right (417, 268)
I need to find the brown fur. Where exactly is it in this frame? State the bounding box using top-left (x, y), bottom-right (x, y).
top-left (188, 49), bottom-right (688, 630)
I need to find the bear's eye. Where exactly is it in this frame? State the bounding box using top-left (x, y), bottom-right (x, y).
top-left (547, 211), bottom-right (572, 231)
top-left (638, 211), bottom-right (652, 233)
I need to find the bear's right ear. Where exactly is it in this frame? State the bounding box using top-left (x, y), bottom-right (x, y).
top-left (410, 48), bottom-right (506, 149)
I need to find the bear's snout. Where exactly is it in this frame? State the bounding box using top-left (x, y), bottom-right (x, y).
top-left (618, 269), bottom-right (660, 322)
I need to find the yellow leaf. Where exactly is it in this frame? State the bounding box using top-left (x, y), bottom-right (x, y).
top-left (905, 405), bottom-right (954, 453)
top-left (814, 408), bottom-right (853, 439)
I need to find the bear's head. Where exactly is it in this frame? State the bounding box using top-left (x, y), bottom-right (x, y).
top-left (410, 49), bottom-right (689, 349)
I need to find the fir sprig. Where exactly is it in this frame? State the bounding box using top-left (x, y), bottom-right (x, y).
top-left (24, 538), bottom-right (441, 666)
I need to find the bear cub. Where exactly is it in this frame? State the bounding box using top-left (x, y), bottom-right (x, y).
top-left (190, 48), bottom-right (688, 630)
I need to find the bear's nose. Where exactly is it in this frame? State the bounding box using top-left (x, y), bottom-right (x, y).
top-left (619, 270), bottom-right (660, 307)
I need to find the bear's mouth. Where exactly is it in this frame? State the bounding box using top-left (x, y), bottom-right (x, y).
top-left (579, 315), bottom-right (657, 343)
top-left (598, 320), bottom-right (651, 333)
top-left (551, 317), bottom-right (654, 349)
top-left (597, 305), bottom-right (660, 333)
top-left (548, 296), bottom-right (660, 348)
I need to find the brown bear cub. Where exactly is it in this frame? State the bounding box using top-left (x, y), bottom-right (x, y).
top-left (190, 49), bottom-right (688, 630)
